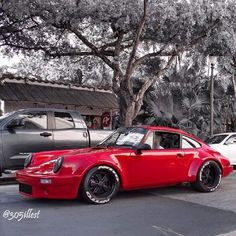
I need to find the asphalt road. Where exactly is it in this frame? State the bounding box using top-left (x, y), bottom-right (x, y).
top-left (1, 171), bottom-right (236, 236)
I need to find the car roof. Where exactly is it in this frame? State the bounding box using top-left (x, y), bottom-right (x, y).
top-left (137, 125), bottom-right (195, 136)
top-left (139, 125), bottom-right (180, 132)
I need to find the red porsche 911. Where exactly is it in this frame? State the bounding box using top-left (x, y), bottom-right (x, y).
top-left (16, 126), bottom-right (233, 204)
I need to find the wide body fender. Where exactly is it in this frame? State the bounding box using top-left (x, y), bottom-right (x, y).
top-left (77, 160), bottom-right (127, 190)
top-left (187, 157), bottom-right (222, 182)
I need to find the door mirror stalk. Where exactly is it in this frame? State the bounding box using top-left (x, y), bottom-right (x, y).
top-left (136, 143), bottom-right (151, 154)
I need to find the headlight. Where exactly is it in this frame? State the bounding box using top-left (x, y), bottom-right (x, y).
top-left (24, 153), bottom-right (33, 168)
top-left (53, 156), bottom-right (64, 173)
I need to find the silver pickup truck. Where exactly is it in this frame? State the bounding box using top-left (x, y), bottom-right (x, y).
top-left (0, 108), bottom-right (113, 176)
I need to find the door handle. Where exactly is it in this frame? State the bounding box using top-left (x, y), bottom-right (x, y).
top-left (83, 132), bottom-right (88, 138)
top-left (177, 153), bottom-right (185, 158)
top-left (40, 132), bottom-right (52, 137)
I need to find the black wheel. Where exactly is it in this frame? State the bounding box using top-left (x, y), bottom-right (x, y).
top-left (79, 166), bottom-right (120, 204)
top-left (191, 160), bottom-right (222, 192)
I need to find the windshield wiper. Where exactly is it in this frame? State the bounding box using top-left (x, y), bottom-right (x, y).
top-left (96, 143), bottom-right (115, 148)
top-left (115, 144), bottom-right (136, 149)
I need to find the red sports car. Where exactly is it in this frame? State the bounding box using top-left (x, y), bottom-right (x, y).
top-left (16, 126), bottom-right (233, 204)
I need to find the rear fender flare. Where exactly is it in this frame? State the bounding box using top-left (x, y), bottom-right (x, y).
top-left (187, 159), bottom-right (203, 182)
top-left (187, 158), bottom-right (222, 182)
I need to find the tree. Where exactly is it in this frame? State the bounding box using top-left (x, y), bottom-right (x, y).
top-left (134, 49), bottom-right (236, 137)
top-left (1, 0), bottom-right (235, 126)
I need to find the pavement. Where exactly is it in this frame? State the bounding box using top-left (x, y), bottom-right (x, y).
top-left (0, 171), bottom-right (236, 236)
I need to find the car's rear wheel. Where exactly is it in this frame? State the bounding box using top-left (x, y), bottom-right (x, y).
top-left (191, 160), bottom-right (222, 192)
top-left (79, 166), bottom-right (120, 204)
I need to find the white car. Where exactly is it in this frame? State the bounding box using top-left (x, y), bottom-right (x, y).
top-left (206, 132), bottom-right (236, 167)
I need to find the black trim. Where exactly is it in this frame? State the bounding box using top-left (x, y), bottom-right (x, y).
top-left (19, 183), bottom-right (32, 195)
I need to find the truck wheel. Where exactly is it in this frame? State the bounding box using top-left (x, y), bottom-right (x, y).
top-left (191, 160), bottom-right (222, 192)
top-left (79, 166), bottom-right (120, 204)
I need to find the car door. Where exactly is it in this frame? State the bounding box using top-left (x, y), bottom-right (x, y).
top-left (52, 111), bottom-right (89, 150)
top-left (2, 110), bottom-right (53, 169)
top-left (126, 131), bottom-right (189, 188)
top-left (222, 134), bottom-right (236, 164)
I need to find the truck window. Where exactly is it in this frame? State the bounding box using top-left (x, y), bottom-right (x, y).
top-left (11, 112), bottom-right (47, 130)
top-left (54, 112), bottom-right (75, 129)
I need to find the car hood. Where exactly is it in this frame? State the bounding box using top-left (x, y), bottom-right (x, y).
top-left (30, 146), bottom-right (133, 167)
top-left (62, 146), bottom-right (133, 159)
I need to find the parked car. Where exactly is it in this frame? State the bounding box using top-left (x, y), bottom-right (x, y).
top-left (206, 132), bottom-right (236, 167)
top-left (0, 108), bottom-right (113, 176)
top-left (16, 126), bottom-right (233, 204)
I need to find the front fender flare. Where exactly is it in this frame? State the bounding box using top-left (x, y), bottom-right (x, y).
top-left (79, 161), bottom-right (126, 189)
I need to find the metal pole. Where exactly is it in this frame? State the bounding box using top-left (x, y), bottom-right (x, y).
top-left (210, 63), bottom-right (214, 136)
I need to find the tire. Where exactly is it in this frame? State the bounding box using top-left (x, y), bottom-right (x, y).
top-left (191, 160), bottom-right (222, 192)
top-left (79, 166), bottom-right (120, 204)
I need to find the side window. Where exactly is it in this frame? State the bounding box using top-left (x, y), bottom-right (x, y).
top-left (159, 132), bottom-right (180, 149)
top-left (144, 132), bottom-right (180, 150)
top-left (225, 135), bottom-right (236, 145)
top-left (54, 112), bottom-right (75, 129)
top-left (143, 132), bottom-right (154, 149)
top-left (11, 112), bottom-right (47, 130)
top-left (182, 136), bottom-right (201, 149)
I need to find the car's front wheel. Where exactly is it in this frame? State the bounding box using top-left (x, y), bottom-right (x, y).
top-left (79, 166), bottom-right (120, 204)
top-left (191, 160), bottom-right (222, 192)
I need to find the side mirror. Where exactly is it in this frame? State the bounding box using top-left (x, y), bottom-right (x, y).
top-left (7, 119), bottom-right (25, 129)
top-left (136, 143), bottom-right (151, 154)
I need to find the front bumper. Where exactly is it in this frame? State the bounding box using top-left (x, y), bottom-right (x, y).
top-left (16, 170), bottom-right (82, 199)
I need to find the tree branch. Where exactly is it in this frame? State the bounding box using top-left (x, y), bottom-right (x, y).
top-left (113, 31), bottom-right (124, 93)
top-left (48, 50), bottom-right (114, 58)
top-left (125, 0), bottom-right (149, 92)
top-left (100, 41), bottom-right (118, 51)
top-left (0, 41), bottom-right (115, 59)
top-left (132, 44), bottom-right (169, 71)
top-left (68, 26), bottom-right (115, 70)
top-left (133, 54), bottom-right (176, 118)
top-left (230, 56), bottom-right (236, 68)
top-left (0, 42), bottom-right (50, 53)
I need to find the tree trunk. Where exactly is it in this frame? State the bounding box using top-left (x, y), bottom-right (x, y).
top-left (117, 83), bottom-right (146, 127)
top-left (119, 101), bottom-right (135, 126)
top-left (118, 89), bottom-right (135, 127)
top-left (232, 73), bottom-right (236, 98)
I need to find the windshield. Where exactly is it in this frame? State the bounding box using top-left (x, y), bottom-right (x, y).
top-left (99, 127), bottom-right (148, 148)
top-left (205, 135), bottom-right (228, 144)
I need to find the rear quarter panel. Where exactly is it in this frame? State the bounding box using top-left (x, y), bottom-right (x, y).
top-left (187, 145), bottom-right (223, 182)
